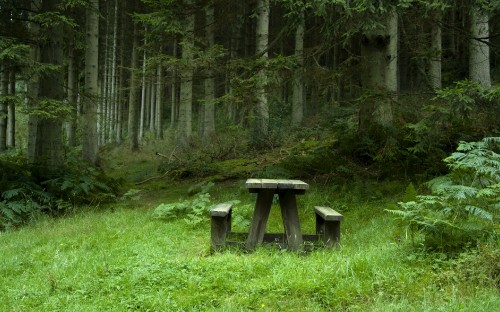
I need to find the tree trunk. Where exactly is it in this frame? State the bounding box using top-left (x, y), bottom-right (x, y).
top-left (28, 0), bottom-right (64, 168)
top-left (66, 43), bottom-right (78, 147)
top-left (139, 34), bottom-right (147, 144)
top-left (156, 63), bottom-right (163, 139)
top-left (291, 10), bottom-right (305, 127)
top-left (469, 5), bottom-right (491, 88)
top-left (82, 0), bottom-right (100, 165)
top-left (177, 2), bottom-right (195, 145)
top-left (149, 74), bottom-right (156, 133)
top-left (128, 25), bottom-right (140, 151)
top-left (7, 69), bottom-right (15, 148)
top-left (254, 0), bottom-right (270, 135)
top-left (0, 63), bottom-right (7, 152)
top-left (429, 15), bottom-right (442, 90)
top-left (203, 5), bottom-right (216, 138)
top-left (359, 9), bottom-right (397, 129)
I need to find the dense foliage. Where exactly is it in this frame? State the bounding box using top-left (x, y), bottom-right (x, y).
top-left (388, 137), bottom-right (500, 251)
top-left (0, 151), bottom-right (120, 230)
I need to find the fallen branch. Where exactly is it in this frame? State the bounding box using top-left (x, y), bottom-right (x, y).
top-left (135, 170), bottom-right (170, 185)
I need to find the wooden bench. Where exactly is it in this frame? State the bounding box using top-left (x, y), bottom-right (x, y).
top-left (315, 206), bottom-right (344, 247)
top-left (210, 203), bottom-right (233, 250)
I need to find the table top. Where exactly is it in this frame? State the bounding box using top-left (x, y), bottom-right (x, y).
top-left (245, 179), bottom-right (309, 191)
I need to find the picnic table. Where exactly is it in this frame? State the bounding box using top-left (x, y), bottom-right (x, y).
top-left (245, 178), bottom-right (309, 250)
top-left (210, 178), bottom-right (344, 251)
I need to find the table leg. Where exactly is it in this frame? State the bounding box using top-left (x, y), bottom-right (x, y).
top-left (279, 190), bottom-right (303, 250)
top-left (245, 189), bottom-right (274, 250)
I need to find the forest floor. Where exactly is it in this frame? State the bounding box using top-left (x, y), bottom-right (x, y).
top-left (1, 145), bottom-right (499, 311)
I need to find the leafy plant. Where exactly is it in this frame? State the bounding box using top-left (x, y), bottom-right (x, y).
top-left (387, 137), bottom-right (500, 251)
top-left (152, 188), bottom-right (212, 227)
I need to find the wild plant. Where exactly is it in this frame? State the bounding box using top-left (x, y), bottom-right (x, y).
top-left (387, 137), bottom-right (500, 251)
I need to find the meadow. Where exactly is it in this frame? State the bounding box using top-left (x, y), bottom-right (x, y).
top-left (1, 176), bottom-right (498, 311)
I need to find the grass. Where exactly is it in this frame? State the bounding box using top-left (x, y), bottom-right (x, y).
top-left (1, 145), bottom-right (498, 311)
top-left (1, 179), bottom-right (498, 311)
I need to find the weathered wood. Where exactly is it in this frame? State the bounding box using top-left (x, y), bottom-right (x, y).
top-left (245, 179), bottom-right (309, 191)
top-left (279, 190), bottom-right (304, 250)
top-left (245, 189), bottom-right (274, 250)
top-left (210, 203), bottom-right (232, 217)
top-left (210, 203), bottom-right (233, 250)
top-left (315, 206), bottom-right (343, 248)
top-left (315, 206), bottom-right (344, 221)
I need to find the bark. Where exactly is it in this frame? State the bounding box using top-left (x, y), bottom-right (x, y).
top-left (170, 39), bottom-right (178, 129)
top-left (82, 0), bottom-right (100, 165)
top-left (291, 11), bottom-right (305, 127)
top-left (254, 0), bottom-right (270, 134)
top-left (7, 69), bottom-right (15, 148)
top-left (177, 2), bottom-right (195, 145)
top-left (155, 63), bottom-right (163, 139)
top-left (109, 0), bottom-right (119, 143)
top-left (128, 25), bottom-right (139, 151)
top-left (66, 43), bottom-right (78, 147)
top-left (149, 74), bottom-right (156, 133)
top-left (0, 63), bottom-right (7, 152)
top-left (139, 38), bottom-right (147, 143)
top-left (469, 6), bottom-right (491, 88)
top-left (429, 14), bottom-right (442, 90)
top-left (359, 9), bottom-right (398, 129)
top-left (203, 5), bottom-right (216, 138)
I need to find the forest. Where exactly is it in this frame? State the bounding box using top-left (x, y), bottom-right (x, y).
top-left (1, 0), bottom-right (499, 310)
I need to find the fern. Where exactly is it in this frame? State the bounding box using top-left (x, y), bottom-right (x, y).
top-left (387, 137), bottom-right (500, 251)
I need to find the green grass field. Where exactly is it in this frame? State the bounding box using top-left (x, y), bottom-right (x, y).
top-left (1, 179), bottom-right (498, 311)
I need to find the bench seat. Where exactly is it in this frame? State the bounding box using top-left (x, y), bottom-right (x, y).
top-left (315, 206), bottom-right (344, 247)
top-left (210, 203), bottom-right (233, 250)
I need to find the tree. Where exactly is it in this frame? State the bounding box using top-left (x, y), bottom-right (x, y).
top-left (254, 0), bottom-right (270, 136)
top-left (359, 6), bottom-right (398, 129)
top-left (291, 9), bottom-right (305, 127)
top-left (177, 0), bottom-right (195, 145)
top-left (203, 4), bottom-right (216, 138)
top-left (0, 62), bottom-right (7, 152)
top-left (27, 0), bottom-right (65, 168)
top-left (469, 2), bottom-right (491, 88)
top-left (82, 0), bottom-right (100, 165)
top-left (128, 25), bottom-right (140, 151)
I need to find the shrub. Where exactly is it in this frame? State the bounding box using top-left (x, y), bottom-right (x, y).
top-left (387, 137), bottom-right (500, 251)
top-left (0, 151), bottom-right (119, 230)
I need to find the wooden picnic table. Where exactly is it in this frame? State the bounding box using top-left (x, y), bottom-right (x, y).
top-left (244, 178), bottom-right (309, 251)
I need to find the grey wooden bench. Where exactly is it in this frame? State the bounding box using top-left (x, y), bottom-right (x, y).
top-left (210, 203), bottom-right (233, 250)
top-left (315, 206), bottom-right (344, 247)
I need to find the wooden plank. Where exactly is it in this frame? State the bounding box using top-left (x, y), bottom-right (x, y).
top-left (245, 178), bottom-right (262, 189)
top-left (279, 190), bottom-right (304, 251)
top-left (246, 179), bottom-right (309, 190)
top-left (315, 206), bottom-right (344, 221)
top-left (245, 189), bottom-right (274, 250)
top-left (210, 203), bottom-right (233, 217)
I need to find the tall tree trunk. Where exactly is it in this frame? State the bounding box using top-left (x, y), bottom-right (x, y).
top-left (429, 13), bottom-right (442, 90)
top-left (170, 39), bottom-right (178, 129)
top-left (469, 5), bottom-right (491, 88)
top-left (254, 0), bottom-right (270, 136)
top-left (82, 0), bottom-right (100, 165)
top-left (149, 74), bottom-right (156, 133)
top-left (156, 63), bottom-right (163, 139)
top-left (128, 25), bottom-right (140, 151)
top-left (139, 39), bottom-right (147, 143)
top-left (28, 0), bottom-right (64, 168)
top-left (66, 43), bottom-right (78, 147)
top-left (177, 1), bottom-right (195, 145)
top-left (291, 10), bottom-right (305, 127)
top-left (0, 63), bottom-right (7, 152)
top-left (7, 69), bottom-right (15, 148)
top-left (203, 5), bottom-right (216, 138)
top-left (359, 9), bottom-right (397, 129)
top-left (109, 0), bottom-right (118, 143)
